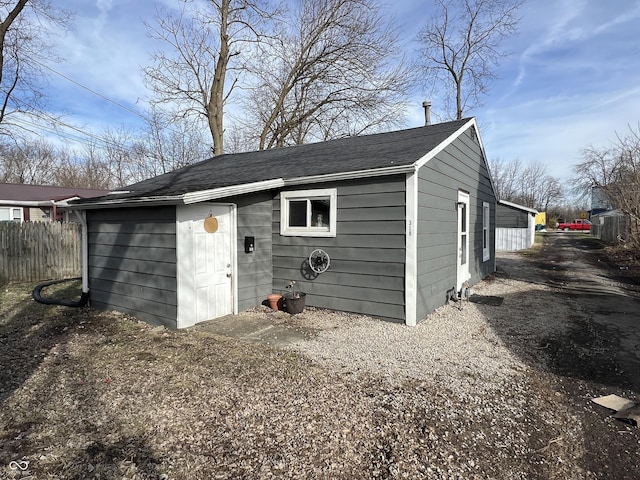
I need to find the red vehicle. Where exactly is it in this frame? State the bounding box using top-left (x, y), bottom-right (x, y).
top-left (557, 219), bottom-right (592, 231)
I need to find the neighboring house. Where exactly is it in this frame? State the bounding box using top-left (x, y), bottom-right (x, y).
top-left (0, 183), bottom-right (111, 223)
top-left (496, 200), bottom-right (538, 251)
top-left (69, 118), bottom-right (497, 329)
top-left (591, 186), bottom-right (614, 216)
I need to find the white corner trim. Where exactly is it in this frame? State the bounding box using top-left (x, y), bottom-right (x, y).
top-left (405, 170), bottom-right (419, 327)
top-left (183, 179), bottom-right (285, 204)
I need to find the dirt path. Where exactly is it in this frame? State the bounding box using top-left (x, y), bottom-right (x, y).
top-left (500, 232), bottom-right (640, 391)
top-left (496, 232), bottom-right (640, 478)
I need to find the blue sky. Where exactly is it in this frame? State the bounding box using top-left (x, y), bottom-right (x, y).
top-left (37, 0), bottom-right (640, 182)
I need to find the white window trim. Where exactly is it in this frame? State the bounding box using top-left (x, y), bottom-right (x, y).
top-left (482, 201), bottom-right (491, 262)
top-left (280, 188), bottom-right (337, 237)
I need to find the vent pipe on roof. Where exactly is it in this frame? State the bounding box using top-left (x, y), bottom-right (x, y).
top-left (422, 101), bottom-right (432, 126)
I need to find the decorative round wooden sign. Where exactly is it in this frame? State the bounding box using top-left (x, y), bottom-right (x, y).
top-left (204, 216), bottom-right (218, 233)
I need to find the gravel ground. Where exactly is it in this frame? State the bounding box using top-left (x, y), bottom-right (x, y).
top-left (1, 243), bottom-right (639, 479)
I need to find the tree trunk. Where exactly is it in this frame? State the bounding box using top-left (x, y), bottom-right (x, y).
top-left (208, 0), bottom-right (230, 156)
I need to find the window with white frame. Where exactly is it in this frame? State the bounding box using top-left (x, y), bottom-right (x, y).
top-left (0, 207), bottom-right (23, 222)
top-left (280, 189), bottom-right (337, 237)
top-left (482, 201), bottom-right (490, 261)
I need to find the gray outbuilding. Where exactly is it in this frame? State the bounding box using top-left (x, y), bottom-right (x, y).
top-left (496, 200), bottom-right (538, 251)
top-left (70, 117), bottom-right (497, 328)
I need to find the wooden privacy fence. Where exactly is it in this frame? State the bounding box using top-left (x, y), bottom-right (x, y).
top-left (0, 222), bottom-right (82, 284)
top-left (591, 215), bottom-right (629, 243)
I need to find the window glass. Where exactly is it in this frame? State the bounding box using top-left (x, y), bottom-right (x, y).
top-left (482, 202), bottom-right (490, 262)
top-left (461, 204), bottom-right (467, 233)
top-left (310, 199), bottom-right (330, 227)
top-left (288, 200), bottom-right (307, 227)
top-left (461, 235), bottom-right (467, 265)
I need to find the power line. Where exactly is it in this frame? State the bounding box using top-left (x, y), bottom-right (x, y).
top-left (7, 107), bottom-right (142, 157)
top-left (31, 58), bottom-right (148, 121)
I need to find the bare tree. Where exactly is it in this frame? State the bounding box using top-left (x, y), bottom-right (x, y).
top-left (489, 156), bottom-right (522, 201)
top-left (138, 109), bottom-right (210, 178)
top-left (490, 157), bottom-right (564, 212)
top-left (416, 0), bottom-right (522, 120)
top-left (0, 0), bottom-right (71, 137)
top-left (514, 161), bottom-right (563, 211)
top-left (143, 0), bottom-right (276, 155)
top-left (0, 137), bottom-right (58, 184)
top-left (574, 124), bottom-right (640, 247)
top-left (60, 128), bottom-right (147, 189)
top-left (245, 0), bottom-right (412, 150)
top-left (54, 144), bottom-right (113, 190)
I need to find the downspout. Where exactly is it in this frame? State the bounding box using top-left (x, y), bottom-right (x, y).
top-left (74, 209), bottom-right (89, 296)
top-left (31, 209), bottom-right (89, 307)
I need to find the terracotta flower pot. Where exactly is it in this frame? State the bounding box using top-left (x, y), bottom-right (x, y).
top-left (267, 293), bottom-right (283, 310)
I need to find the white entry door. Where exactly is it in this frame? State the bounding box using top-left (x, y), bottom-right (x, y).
top-left (456, 191), bottom-right (470, 291)
top-left (177, 203), bottom-right (235, 328)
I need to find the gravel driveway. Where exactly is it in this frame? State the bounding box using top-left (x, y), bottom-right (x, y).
top-left (204, 232), bottom-right (640, 478)
top-left (1, 232), bottom-right (639, 479)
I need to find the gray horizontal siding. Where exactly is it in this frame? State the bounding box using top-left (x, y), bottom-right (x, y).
top-left (227, 192), bottom-right (274, 311)
top-left (272, 176), bottom-right (406, 322)
top-left (272, 245), bottom-right (406, 263)
top-left (496, 203), bottom-right (529, 228)
top-left (416, 127), bottom-right (496, 320)
top-left (87, 206), bottom-right (178, 328)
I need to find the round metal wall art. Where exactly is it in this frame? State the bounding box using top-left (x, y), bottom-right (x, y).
top-left (309, 249), bottom-right (330, 273)
top-left (204, 216), bottom-right (218, 233)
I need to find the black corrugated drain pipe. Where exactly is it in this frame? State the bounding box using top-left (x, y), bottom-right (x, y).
top-left (32, 277), bottom-right (90, 307)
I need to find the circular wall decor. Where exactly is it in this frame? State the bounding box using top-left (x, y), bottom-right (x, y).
top-left (204, 216), bottom-right (218, 233)
top-left (309, 249), bottom-right (330, 274)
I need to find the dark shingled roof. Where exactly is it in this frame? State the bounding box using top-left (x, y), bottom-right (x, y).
top-left (75, 118), bottom-right (471, 205)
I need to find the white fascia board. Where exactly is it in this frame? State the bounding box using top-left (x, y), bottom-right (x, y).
top-left (67, 179), bottom-right (285, 210)
top-left (498, 199), bottom-right (538, 214)
top-left (0, 200), bottom-right (52, 207)
top-left (415, 118), bottom-right (477, 169)
top-left (285, 165), bottom-right (414, 186)
top-left (56, 197), bottom-right (81, 208)
top-left (65, 195), bottom-right (184, 210)
top-left (415, 118), bottom-right (499, 200)
top-left (183, 179), bottom-right (285, 204)
top-left (468, 118), bottom-right (499, 199)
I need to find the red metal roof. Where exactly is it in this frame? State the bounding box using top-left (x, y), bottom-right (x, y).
top-left (0, 183), bottom-right (111, 202)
